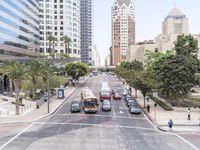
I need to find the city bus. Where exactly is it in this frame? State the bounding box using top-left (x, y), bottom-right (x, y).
top-left (81, 88), bottom-right (99, 113)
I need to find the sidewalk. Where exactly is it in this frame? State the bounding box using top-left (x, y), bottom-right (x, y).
top-left (135, 90), bottom-right (200, 132)
top-left (119, 80), bottom-right (200, 133)
top-left (0, 78), bottom-right (86, 124)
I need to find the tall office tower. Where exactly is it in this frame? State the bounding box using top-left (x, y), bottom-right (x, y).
top-left (162, 5), bottom-right (188, 36)
top-left (80, 0), bottom-right (93, 64)
top-left (112, 0), bottom-right (135, 65)
top-left (39, 0), bottom-right (81, 58)
top-left (0, 0), bottom-right (40, 61)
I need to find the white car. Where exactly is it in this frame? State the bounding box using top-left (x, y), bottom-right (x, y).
top-left (122, 90), bottom-right (129, 96)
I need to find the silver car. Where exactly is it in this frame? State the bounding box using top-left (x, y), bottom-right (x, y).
top-left (102, 100), bottom-right (111, 111)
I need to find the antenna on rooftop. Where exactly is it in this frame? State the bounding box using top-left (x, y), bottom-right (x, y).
top-left (173, 0), bottom-right (176, 9)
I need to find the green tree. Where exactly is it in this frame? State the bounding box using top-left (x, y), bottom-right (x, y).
top-left (47, 35), bottom-right (57, 54)
top-left (65, 62), bottom-right (89, 80)
top-left (26, 59), bottom-right (44, 100)
top-left (159, 55), bottom-right (197, 98)
top-left (158, 34), bottom-right (199, 98)
top-left (60, 35), bottom-right (71, 56)
top-left (132, 70), bottom-right (158, 107)
top-left (0, 62), bottom-right (26, 115)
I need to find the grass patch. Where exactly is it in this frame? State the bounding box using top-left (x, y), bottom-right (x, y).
top-left (150, 96), bottom-right (174, 111)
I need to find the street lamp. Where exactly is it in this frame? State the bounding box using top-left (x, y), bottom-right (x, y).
top-left (154, 103), bottom-right (157, 123)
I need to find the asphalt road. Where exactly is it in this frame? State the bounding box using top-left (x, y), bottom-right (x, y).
top-left (0, 74), bottom-right (199, 150)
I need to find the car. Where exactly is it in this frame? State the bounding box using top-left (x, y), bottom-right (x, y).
top-left (102, 100), bottom-right (111, 111)
top-left (112, 88), bottom-right (118, 94)
top-left (126, 99), bottom-right (137, 107)
top-left (100, 91), bottom-right (111, 101)
top-left (70, 101), bottom-right (81, 113)
top-left (113, 92), bottom-right (121, 100)
top-left (129, 105), bottom-right (141, 114)
top-left (125, 95), bottom-right (134, 102)
top-left (122, 90), bottom-right (129, 96)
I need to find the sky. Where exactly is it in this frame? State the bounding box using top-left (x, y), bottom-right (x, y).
top-left (93, 0), bottom-right (200, 64)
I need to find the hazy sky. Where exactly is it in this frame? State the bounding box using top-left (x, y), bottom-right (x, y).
top-left (93, 0), bottom-right (200, 63)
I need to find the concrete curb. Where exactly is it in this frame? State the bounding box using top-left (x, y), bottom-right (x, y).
top-left (0, 78), bottom-right (87, 124)
top-left (34, 79), bottom-right (87, 121)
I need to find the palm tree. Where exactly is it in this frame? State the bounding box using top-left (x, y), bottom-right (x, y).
top-left (0, 62), bottom-right (26, 115)
top-left (47, 35), bottom-right (57, 54)
top-left (60, 35), bottom-right (71, 56)
top-left (26, 59), bottom-right (44, 100)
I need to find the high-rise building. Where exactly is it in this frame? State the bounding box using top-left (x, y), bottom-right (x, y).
top-left (127, 5), bottom-right (190, 63)
top-left (80, 0), bottom-right (93, 64)
top-left (112, 0), bottom-right (135, 65)
top-left (39, 0), bottom-right (81, 58)
top-left (92, 45), bottom-right (100, 67)
top-left (162, 5), bottom-right (188, 36)
top-left (0, 0), bottom-right (40, 61)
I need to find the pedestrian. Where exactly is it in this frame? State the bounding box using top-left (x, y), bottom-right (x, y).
top-left (147, 104), bottom-right (150, 113)
top-left (187, 108), bottom-right (191, 120)
top-left (168, 119), bottom-right (173, 131)
top-left (129, 87), bottom-right (132, 94)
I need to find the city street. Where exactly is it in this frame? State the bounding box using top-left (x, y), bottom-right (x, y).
top-left (0, 74), bottom-right (199, 150)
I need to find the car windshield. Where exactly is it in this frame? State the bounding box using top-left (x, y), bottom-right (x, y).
top-left (101, 92), bottom-right (110, 96)
top-left (103, 101), bottom-right (110, 105)
top-left (71, 103), bottom-right (79, 107)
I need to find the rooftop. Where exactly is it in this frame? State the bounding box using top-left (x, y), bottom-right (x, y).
top-left (117, 0), bottom-right (131, 6)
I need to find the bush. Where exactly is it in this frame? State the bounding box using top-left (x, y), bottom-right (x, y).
top-left (150, 96), bottom-right (174, 111)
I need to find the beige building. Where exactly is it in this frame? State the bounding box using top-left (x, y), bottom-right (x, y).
top-left (112, 0), bottom-right (135, 66)
top-left (127, 5), bottom-right (190, 63)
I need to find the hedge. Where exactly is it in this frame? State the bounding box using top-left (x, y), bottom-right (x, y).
top-left (150, 96), bottom-right (174, 111)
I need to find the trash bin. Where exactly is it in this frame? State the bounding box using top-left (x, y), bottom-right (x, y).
top-left (57, 88), bottom-right (64, 99)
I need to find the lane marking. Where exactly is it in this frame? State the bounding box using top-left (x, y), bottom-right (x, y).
top-left (53, 113), bottom-right (146, 120)
top-left (112, 105), bottom-right (117, 117)
top-left (174, 133), bottom-right (199, 150)
top-left (0, 123), bottom-right (34, 150)
top-left (34, 121), bottom-right (156, 131)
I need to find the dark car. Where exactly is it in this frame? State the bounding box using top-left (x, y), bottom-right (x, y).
top-left (102, 100), bottom-right (111, 111)
top-left (126, 99), bottom-right (137, 107)
top-left (129, 105), bottom-right (141, 114)
top-left (70, 101), bottom-right (81, 113)
top-left (113, 92), bottom-right (121, 100)
top-left (112, 89), bottom-right (118, 94)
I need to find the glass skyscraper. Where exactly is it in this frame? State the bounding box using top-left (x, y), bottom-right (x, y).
top-left (0, 0), bottom-right (40, 61)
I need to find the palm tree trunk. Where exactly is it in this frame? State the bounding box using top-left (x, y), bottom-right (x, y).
top-left (67, 42), bottom-right (70, 56)
top-left (13, 79), bottom-right (21, 115)
top-left (9, 79), bottom-right (13, 97)
top-left (65, 43), bottom-right (67, 54)
top-left (32, 78), bottom-right (37, 100)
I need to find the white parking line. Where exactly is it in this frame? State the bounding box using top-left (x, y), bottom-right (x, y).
top-left (120, 98), bottom-right (131, 118)
top-left (0, 123), bottom-right (34, 150)
top-left (34, 121), bottom-right (156, 131)
top-left (112, 104), bottom-right (117, 116)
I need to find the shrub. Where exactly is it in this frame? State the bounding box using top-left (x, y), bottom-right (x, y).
top-left (150, 96), bottom-right (174, 111)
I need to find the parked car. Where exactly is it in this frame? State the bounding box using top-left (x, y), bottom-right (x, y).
top-left (113, 92), bottom-right (122, 100)
top-left (126, 99), bottom-right (137, 107)
top-left (70, 101), bottom-right (81, 113)
top-left (122, 90), bottom-right (129, 96)
top-left (129, 105), bottom-right (141, 114)
top-left (102, 100), bottom-right (111, 111)
top-left (125, 95), bottom-right (134, 102)
top-left (112, 88), bottom-right (118, 94)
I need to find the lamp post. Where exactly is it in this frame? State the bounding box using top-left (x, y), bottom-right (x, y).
top-left (154, 103), bottom-right (157, 123)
